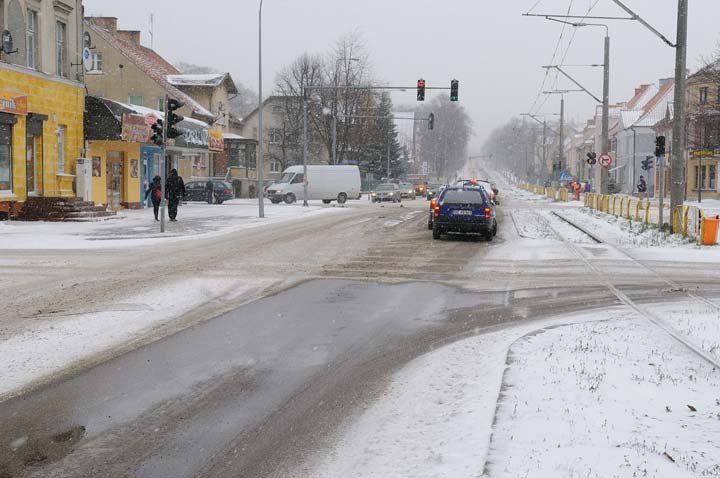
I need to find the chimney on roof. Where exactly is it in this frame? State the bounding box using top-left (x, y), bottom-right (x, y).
top-left (118, 30), bottom-right (141, 45)
top-left (89, 17), bottom-right (118, 32)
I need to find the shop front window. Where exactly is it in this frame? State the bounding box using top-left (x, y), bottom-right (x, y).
top-left (710, 164), bottom-right (717, 190)
top-left (0, 123), bottom-right (11, 191)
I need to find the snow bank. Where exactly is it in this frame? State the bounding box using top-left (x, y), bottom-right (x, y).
top-left (0, 276), bottom-right (268, 399)
top-left (0, 200), bottom-right (352, 250)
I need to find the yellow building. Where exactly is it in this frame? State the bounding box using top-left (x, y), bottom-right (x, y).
top-left (0, 0), bottom-right (85, 217)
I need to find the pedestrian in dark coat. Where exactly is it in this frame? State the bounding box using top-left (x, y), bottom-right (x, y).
top-left (144, 175), bottom-right (162, 221)
top-left (165, 168), bottom-right (186, 221)
top-left (637, 175), bottom-right (647, 199)
top-left (206, 177), bottom-right (214, 204)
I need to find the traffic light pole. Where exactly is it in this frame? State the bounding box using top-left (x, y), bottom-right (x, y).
top-left (302, 86), bottom-right (309, 207)
top-left (160, 95), bottom-right (169, 233)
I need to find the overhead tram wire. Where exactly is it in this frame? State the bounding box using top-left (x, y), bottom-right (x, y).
top-left (531, 0), bottom-right (602, 116)
top-left (527, 0), bottom-right (574, 115)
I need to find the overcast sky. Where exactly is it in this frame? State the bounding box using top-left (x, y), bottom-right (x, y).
top-left (84, 0), bottom-right (720, 151)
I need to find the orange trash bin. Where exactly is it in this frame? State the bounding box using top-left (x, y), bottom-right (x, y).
top-left (702, 215), bottom-right (720, 246)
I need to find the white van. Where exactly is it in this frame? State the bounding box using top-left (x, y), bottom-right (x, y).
top-left (266, 165), bottom-right (361, 204)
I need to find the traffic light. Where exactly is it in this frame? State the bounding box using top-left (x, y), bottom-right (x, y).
top-left (166, 98), bottom-right (185, 139)
top-left (150, 119), bottom-right (164, 147)
top-left (450, 79), bottom-right (459, 102)
top-left (641, 155), bottom-right (654, 171)
top-left (417, 79), bottom-right (426, 101)
top-left (586, 152), bottom-right (597, 165)
top-left (428, 112), bottom-right (434, 130)
top-left (655, 135), bottom-right (666, 157)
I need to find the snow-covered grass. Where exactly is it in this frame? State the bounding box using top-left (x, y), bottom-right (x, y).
top-left (0, 199), bottom-right (355, 250)
top-left (488, 316), bottom-right (720, 478)
top-left (0, 276), bottom-right (272, 400)
top-left (299, 309), bottom-right (629, 478)
top-left (303, 302), bottom-right (720, 478)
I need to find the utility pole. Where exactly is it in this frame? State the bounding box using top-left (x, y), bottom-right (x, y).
top-left (256, 0), bottom-right (265, 217)
top-left (332, 115), bottom-right (337, 165)
top-left (559, 97), bottom-right (565, 177)
top-left (670, 0), bottom-right (688, 228)
top-left (542, 120), bottom-right (547, 181)
top-left (386, 120), bottom-right (391, 178)
top-left (601, 33), bottom-right (610, 194)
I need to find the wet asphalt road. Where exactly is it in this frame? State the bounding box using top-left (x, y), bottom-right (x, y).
top-left (4, 194), bottom-right (718, 478)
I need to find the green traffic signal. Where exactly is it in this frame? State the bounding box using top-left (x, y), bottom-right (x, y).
top-left (450, 79), bottom-right (459, 102)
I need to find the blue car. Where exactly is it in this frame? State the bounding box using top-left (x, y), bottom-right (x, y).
top-left (431, 186), bottom-right (497, 241)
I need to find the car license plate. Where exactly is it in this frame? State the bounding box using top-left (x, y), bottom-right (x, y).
top-left (453, 210), bottom-right (472, 216)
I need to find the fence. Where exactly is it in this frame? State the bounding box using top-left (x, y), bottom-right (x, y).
top-left (584, 192), bottom-right (706, 242)
top-left (517, 183), bottom-right (570, 202)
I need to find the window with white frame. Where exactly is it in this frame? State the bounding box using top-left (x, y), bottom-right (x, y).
top-left (93, 52), bottom-right (103, 72)
top-left (57, 125), bottom-right (66, 173)
top-left (128, 95), bottom-right (144, 107)
top-left (26, 9), bottom-right (38, 69)
top-left (700, 87), bottom-right (709, 105)
top-left (270, 159), bottom-right (281, 172)
top-left (56, 21), bottom-right (67, 77)
top-left (269, 128), bottom-right (282, 144)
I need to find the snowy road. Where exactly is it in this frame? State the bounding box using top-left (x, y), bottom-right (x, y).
top-left (3, 187), bottom-right (720, 477)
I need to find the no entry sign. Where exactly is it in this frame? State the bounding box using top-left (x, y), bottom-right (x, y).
top-left (599, 153), bottom-right (613, 169)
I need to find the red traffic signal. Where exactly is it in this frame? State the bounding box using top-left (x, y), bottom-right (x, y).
top-left (417, 79), bottom-right (426, 101)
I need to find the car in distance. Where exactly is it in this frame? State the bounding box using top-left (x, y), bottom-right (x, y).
top-left (425, 182), bottom-right (444, 200)
top-left (266, 165), bottom-right (361, 204)
top-left (371, 183), bottom-right (402, 203)
top-left (184, 180), bottom-right (234, 204)
top-left (431, 186), bottom-right (497, 241)
top-left (398, 182), bottom-right (416, 200)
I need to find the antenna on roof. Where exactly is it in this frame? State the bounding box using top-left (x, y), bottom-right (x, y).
top-left (149, 13), bottom-right (155, 50)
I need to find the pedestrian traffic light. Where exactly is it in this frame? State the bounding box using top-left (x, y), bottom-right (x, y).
top-left (428, 112), bottom-right (434, 130)
top-left (655, 135), bottom-right (666, 157)
top-left (150, 119), bottom-right (164, 147)
top-left (450, 79), bottom-right (459, 102)
top-left (641, 155), bottom-right (654, 171)
top-left (417, 79), bottom-right (426, 101)
top-left (586, 152), bottom-right (597, 165)
top-left (166, 98), bottom-right (185, 139)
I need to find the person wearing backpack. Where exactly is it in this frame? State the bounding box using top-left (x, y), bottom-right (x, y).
top-left (144, 175), bottom-right (162, 221)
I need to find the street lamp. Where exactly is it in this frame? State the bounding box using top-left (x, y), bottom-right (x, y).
top-left (256, 0), bottom-right (265, 218)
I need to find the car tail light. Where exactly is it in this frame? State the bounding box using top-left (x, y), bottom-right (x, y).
top-left (484, 207), bottom-right (491, 218)
top-left (433, 205), bottom-right (440, 217)
top-left (430, 199), bottom-right (436, 210)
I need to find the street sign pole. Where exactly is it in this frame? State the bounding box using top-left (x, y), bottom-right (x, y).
top-left (659, 154), bottom-right (665, 228)
top-left (160, 94), bottom-right (168, 233)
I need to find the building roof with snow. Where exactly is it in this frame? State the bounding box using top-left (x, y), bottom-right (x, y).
top-left (85, 17), bottom-right (215, 121)
top-left (167, 73), bottom-right (238, 95)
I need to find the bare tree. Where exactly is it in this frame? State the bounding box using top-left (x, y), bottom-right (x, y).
top-left (272, 53), bottom-right (325, 170)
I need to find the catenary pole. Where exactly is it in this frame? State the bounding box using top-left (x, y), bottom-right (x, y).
top-left (559, 97), bottom-right (564, 178)
top-left (670, 0), bottom-right (688, 230)
top-left (256, 0), bottom-right (265, 218)
top-left (601, 33), bottom-right (610, 194)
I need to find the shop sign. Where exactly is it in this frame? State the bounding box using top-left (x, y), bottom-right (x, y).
top-left (691, 149), bottom-right (717, 158)
top-left (0, 93), bottom-right (27, 116)
top-left (122, 113), bottom-right (151, 143)
top-left (208, 128), bottom-right (224, 152)
top-left (182, 128), bottom-right (209, 148)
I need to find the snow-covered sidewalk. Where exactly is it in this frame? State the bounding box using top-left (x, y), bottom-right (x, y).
top-left (0, 199), bottom-right (357, 250)
top-left (301, 304), bottom-right (720, 478)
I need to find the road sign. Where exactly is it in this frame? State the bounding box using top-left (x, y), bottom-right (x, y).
top-left (599, 153), bottom-right (613, 169)
top-left (559, 171), bottom-right (571, 181)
